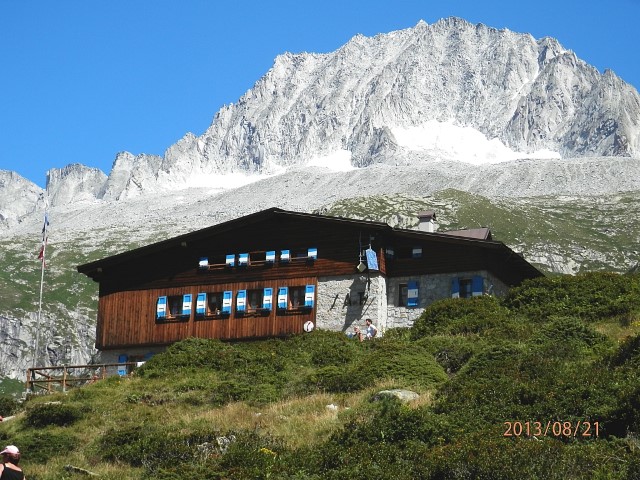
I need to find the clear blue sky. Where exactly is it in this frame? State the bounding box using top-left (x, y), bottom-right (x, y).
top-left (1, 0), bottom-right (639, 187)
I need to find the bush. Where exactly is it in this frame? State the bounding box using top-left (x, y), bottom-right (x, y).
top-left (23, 402), bottom-right (83, 428)
top-left (357, 340), bottom-right (447, 388)
top-left (304, 365), bottom-right (363, 393)
top-left (504, 272), bottom-right (640, 322)
top-left (531, 316), bottom-right (610, 358)
top-left (0, 395), bottom-right (20, 417)
top-left (10, 430), bottom-right (79, 464)
top-left (304, 330), bottom-right (362, 367)
top-left (608, 333), bottom-right (640, 368)
top-left (417, 336), bottom-right (481, 374)
top-left (411, 296), bottom-right (512, 339)
top-left (98, 423), bottom-right (222, 471)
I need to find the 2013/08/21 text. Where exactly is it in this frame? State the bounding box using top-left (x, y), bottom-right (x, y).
top-left (503, 421), bottom-right (600, 438)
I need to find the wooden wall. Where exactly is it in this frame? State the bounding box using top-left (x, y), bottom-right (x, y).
top-left (96, 277), bottom-right (317, 349)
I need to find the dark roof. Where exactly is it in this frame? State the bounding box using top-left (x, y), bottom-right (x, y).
top-left (77, 207), bottom-right (541, 281)
top-left (441, 227), bottom-right (492, 240)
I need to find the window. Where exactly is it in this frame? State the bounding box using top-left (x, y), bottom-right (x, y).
top-left (168, 295), bottom-right (183, 317)
top-left (157, 294), bottom-right (191, 322)
top-left (459, 279), bottom-right (473, 298)
top-left (290, 286), bottom-right (306, 308)
top-left (207, 292), bottom-right (224, 315)
top-left (276, 285), bottom-right (315, 310)
top-left (452, 276), bottom-right (484, 298)
top-left (246, 289), bottom-right (263, 311)
top-left (398, 283), bottom-right (408, 307)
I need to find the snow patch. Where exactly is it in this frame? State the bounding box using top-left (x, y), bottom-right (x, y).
top-left (390, 121), bottom-right (560, 165)
top-left (307, 150), bottom-right (355, 171)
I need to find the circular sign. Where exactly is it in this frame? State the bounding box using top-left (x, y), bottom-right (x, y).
top-left (303, 321), bottom-right (315, 332)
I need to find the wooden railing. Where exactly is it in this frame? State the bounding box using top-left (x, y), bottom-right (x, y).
top-left (26, 362), bottom-right (140, 394)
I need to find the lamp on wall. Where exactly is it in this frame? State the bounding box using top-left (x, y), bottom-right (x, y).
top-left (356, 231), bottom-right (366, 272)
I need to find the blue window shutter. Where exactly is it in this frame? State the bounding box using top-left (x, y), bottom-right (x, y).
top-left (156, 296), bottom-right (167, 319)
top-left (196, 293), bottom-right (206, 316)
top-left (472, 276), bottom-right (484, 296)
top-left (181, 294), bottom-right (192, 316)
top-left (225, 254), bottom-right (235, 267)
top-left (222, 291), bottom-right (233, 314)
top-left (265, 251), bottom-right (276, 263)
top-left (277, 287), bottom-right (288, 309)
top-left (237, 290), bottom-right (247, 312)
top-left (451, 278), bottom-right (460, 298)
top-left (304, 285), bottom-right (315, 308)
top-left (262, 288), bottom-right (273, 310)
top-left (118, 354), bottom-right (128, 376)
top-left (407, 281), bottom-right (419, 307)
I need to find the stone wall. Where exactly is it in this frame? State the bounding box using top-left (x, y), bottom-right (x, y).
top-left (316, 273), bottom-right (387, 334)
top-left (386, 270), bottom-right (509, 329)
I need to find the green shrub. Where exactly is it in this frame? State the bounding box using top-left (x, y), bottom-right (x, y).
top-left (303, 365), bottom-right (368, 394)
top-left (608, 333), bottom-right (640, 367)
top-left (10, 430), bottom-right (79, 464)
top-left (0, 395), bottom-right (20, 417)
top-left (138, 338), bottom-right (233, 377)
top-left (98, 423), bottom-right (222, 471)
top-left (531, 316), bottom-right (610, 358)
top-left (209, 380), bottom-right (253, 406)
top-left (357, 340), bottom-right (447, 388)
top-left (23, 402), bottom-right (83, 428)
top-left (305, 330), bottom-right (362, 367)
top-left (504, 272), bottom-right (640, 322)
top-left (417, 336), bottom-right (481, 374)
top-left (411, 296), bottom-right (512, 339)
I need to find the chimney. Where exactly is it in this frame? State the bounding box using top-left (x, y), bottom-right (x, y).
top-left (417, 211), bottom-right (437, 232)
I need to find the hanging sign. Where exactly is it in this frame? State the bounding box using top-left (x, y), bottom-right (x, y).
top-left (365, 248), bottom-right (379, 271)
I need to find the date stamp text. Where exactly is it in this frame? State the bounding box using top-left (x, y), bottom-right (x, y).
top-left (503, 421), bottom-right (600, 438)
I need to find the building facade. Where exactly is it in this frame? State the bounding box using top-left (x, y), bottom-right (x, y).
top-left (77, 208), bottom-right (542, 365)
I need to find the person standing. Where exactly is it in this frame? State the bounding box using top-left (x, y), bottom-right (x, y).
top-left (0, 445), bottom-right (25, 480)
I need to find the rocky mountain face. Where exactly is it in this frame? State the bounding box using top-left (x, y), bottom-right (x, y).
top-left (1, 17), bottom-right (640, 381)
top-left (0, 171), bottom-right (42, 229)
top-left (3, 17), bottom-right (640, 213)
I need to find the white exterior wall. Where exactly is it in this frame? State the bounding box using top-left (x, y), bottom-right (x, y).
top-left (316, 273), bottom-right (387, 334)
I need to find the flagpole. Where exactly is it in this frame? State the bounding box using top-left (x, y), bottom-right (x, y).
top-left (33, 200), bottom-right (49, 370)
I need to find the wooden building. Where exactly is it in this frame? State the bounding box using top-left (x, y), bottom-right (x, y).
top-left (77, 208), bottom-right (542, 364)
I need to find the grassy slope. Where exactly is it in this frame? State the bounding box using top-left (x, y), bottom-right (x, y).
top-left (1, 273), bottom-right (640, 479)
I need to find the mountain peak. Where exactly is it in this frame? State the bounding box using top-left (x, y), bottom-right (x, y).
top-left (2, 17), bottom-right (640, 212)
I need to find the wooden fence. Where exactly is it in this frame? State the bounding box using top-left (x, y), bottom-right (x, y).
top-left (26, 362), bottom-right (140, 393)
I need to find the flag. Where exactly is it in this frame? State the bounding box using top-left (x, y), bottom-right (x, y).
top-left (37, 212), bottom-right (49, 268)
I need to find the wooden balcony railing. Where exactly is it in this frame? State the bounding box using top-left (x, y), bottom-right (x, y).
top-left (26, 362), bottom-right (140, 394)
